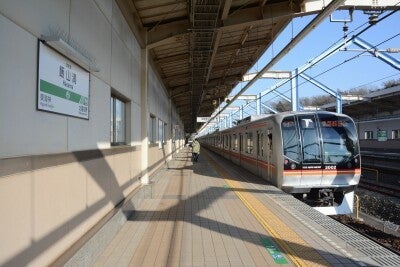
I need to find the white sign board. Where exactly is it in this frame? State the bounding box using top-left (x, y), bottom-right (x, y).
top-left (38, 42), bottom-right (89, 119)
top-left (197, 117), bottom-right (210, 122)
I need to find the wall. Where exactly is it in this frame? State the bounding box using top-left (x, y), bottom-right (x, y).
top-left (0, 0), bottom-right (183, 266)
top-left (357, 118), bottom-right (400, 140)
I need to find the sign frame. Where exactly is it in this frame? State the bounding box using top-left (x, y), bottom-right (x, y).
top-left (37, 40), bottom-right (90, 120)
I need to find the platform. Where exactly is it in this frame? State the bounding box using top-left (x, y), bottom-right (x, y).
top-left (75, 148), bottom-right (400, 267)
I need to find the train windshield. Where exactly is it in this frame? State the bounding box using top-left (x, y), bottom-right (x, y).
top-left (281, 117), bottom-right (301, 163)
top-left (318, 114), bottom-right (359, 164)
top-left (298, 114), bottom-right (321, 164)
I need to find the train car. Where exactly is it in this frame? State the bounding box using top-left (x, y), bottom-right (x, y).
top-left (199, 111), bottom-right (361, 215)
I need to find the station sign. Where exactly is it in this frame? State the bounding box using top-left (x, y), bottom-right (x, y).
top-left (377, 130), bottom-right (387, 141)
top-left (197, 117), bottom-right (210, 122)
top-left (37, 42), bottom-right (89, 119)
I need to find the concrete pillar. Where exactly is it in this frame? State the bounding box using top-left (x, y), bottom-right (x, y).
top-left (141, 48), bottom-right (149, 184)
top-left (168, 98), bottom-right (173, 160)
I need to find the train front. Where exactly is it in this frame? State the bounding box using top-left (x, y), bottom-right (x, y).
top-left (281, 112), bottom-right (361, 215)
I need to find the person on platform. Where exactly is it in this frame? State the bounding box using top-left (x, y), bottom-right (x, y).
top-left (191, 139), bottom-right (200, 162)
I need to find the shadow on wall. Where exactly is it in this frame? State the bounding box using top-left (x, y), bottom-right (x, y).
top-left (2, 145), bottom-right (180, 266)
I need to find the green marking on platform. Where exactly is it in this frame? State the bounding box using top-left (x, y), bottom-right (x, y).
top-left (261, 238), bottom-right (288, 264)
top-left (223, 184), bottom-right (231, 189)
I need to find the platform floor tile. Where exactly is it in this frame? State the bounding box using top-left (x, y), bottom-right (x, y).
top-left (93, 149), bottom-right (363, 266)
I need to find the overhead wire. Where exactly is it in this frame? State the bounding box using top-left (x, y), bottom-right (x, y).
top-left (202, 3), bottom-right (400, 133)
top-left (352, 72), bottom-right (400, 90)
top-left (263, 7), bottom-right (400, 104)
top-left (296, 31), bottom-right (400, 90)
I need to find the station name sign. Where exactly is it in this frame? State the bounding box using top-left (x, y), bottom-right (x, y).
top-left (37, 42), bottom-right (89, 119)
top-left (197, 117), bottom-right (211, 122)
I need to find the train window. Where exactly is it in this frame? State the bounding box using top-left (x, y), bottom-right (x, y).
top-left (281, 117), bottom-right (300, 163)
top-left (246, 132), bottom-right (253, 154)
top-left (232, 134), bottom-right (237, 150)
top-left (298, 115), bottom-right (321, 163)
top-left (268, 132), bottom-right (272, 152)
top-left (319, 114), bottom-right (359, 164)
top-left (364, 131), bottom-right (373, 140)
top-left (392, 129), bottom-right (400, 139)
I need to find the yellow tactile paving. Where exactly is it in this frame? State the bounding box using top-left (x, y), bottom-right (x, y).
top-left (205, 151), bottom-right (330, 267)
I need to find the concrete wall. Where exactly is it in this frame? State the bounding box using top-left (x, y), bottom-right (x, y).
top-left (0, 0), bottom-right (184, 266)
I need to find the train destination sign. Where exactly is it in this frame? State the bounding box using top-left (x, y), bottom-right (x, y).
top-left (37, 42), bottom-right (89, 119)
top-left (321, 120), bottom-right (348, 127)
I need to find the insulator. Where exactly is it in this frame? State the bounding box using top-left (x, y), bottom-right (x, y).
top-left (369, 14), bottom-right (378, 25)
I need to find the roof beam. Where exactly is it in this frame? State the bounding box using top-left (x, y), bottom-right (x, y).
top-left (170, 85), bottom-right (190, 98)
top-left (218, 38), bottom-right (268, 53)
top-left (221, 0), bottom-right (232, 20)
top-left (115, 0), bottom-right (146, 48)
top-left (136, 1), bottom-right (186, 12)
top-left (145, 1), bottom-right (294, 50)
top-left (164, 72), bottom-right (190, 83)
top-left (222, 2), bottom-right (299, 31)
top-left (203, 0), bottom-right (230, 84)
top-left (147, 19), bottom-right (189, 49)
top-left (206, 74), bottom-right (241, 87)
top-left (213, 61), bottom-right (250, 72)
top-left (205, 30), bottom-right (222, 83)
top-left (156, 53), bottom-right (188, 65)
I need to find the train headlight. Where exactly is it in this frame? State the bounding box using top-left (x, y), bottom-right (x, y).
top-left (354, 158), bottom-right (358, 164)
top-left (284, 159), bottom-right (289, 165)
top-left (290, 163), bottom-right (297, 170)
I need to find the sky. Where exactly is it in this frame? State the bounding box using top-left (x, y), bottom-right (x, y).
top-left (227, 8), bottom-right (400, 109)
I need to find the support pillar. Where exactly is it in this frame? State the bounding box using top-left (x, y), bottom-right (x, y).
top-left (291, 69), bottom-right (299, 111)
top-left (168, 98), bottom-right (173, 160)
top-left (141, 48), bottom-right (149, 184)
top-left (336, 93), bottom-right (342, 114)
top-left (256, 93), bottom-right (261, 115)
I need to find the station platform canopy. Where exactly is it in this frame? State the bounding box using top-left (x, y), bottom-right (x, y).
top-left (116, 0), bottom-right (399, 132)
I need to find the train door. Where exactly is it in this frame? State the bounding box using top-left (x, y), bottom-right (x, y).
top-left (257, 131), bottom-right (264, 177)
top-left (297, 114), bottom-right (323, 185)
top-left (228, 134), bottom-right (231, 160)
top-left (239, 133), bottom-right (243, 164)
top-left (266, 128), bottom-right (273, 181)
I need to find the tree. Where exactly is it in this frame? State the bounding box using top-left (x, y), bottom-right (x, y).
top-left (383, 78), bottom-right (400, 89)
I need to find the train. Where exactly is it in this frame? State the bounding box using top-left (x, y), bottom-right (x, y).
top-left (198, 111), bottom-right (361, 215)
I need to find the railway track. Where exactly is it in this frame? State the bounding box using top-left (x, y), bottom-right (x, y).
top-left (333, 215), bottom-right (400, 255)
top-left (359, 180), bottom-right (400, 198)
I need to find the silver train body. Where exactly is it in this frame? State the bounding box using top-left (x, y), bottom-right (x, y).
top-left (199, 111), bottom-right (361, 215)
